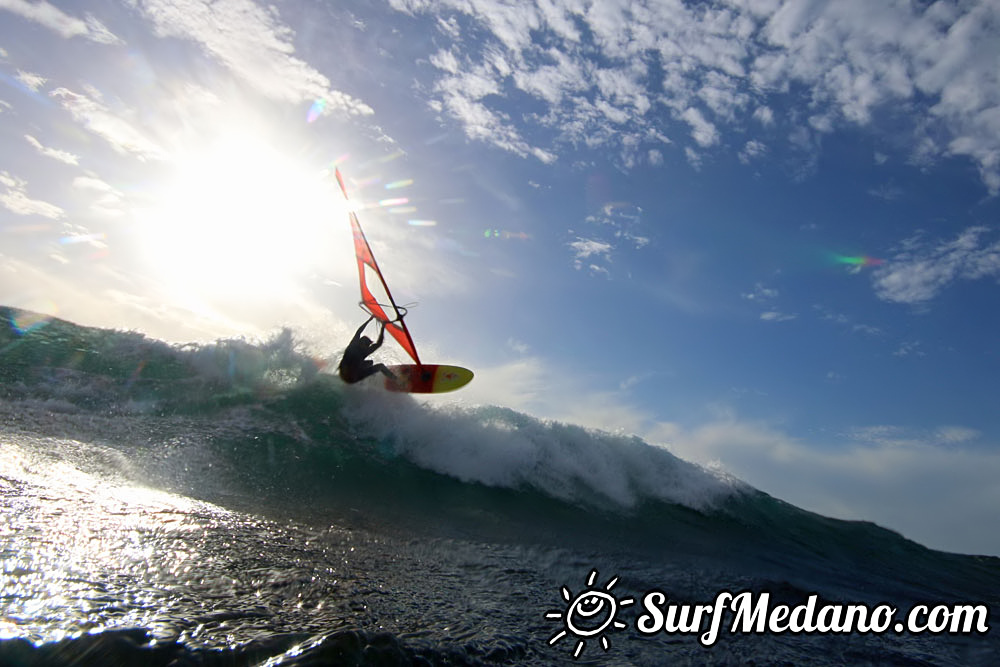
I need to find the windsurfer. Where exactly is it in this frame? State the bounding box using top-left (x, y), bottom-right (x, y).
top-left (337, 316), bottom-right (396, 384)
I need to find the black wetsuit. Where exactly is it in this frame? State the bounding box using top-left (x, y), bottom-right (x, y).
top-left (338, 318), bottom-right (390, 383)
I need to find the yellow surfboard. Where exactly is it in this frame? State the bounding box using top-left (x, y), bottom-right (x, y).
top-left (384, 364), bottom-right (474, 394)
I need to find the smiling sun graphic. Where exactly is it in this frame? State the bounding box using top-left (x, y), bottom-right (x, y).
top-left (546, 569), bottom-right (635, 659)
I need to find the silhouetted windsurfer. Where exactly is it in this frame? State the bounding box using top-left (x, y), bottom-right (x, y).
top-left (338, 315), bottom-right (396, 384)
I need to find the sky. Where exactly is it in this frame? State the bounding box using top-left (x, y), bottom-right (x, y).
top-left (2, 0), bottom-right (1000, 557)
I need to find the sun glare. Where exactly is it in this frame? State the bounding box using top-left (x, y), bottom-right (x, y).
top-left (139, 131), bottom-right (344, 300)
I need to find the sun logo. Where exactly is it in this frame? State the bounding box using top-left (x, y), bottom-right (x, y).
top-left (546, 569), bottom-right (634, 659)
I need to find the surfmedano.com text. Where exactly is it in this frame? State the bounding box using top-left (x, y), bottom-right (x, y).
top-left (637, 590), bottom-right (990, 646)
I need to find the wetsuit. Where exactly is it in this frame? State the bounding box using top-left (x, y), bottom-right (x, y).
top-left (337, 317), bottom-right (391, 383)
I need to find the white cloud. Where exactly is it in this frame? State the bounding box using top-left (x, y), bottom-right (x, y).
top-left (24, 134), bottom-right (79, 165)
top-left (684, 147), bottom-right (702, 169)
top-left (745, 282), bottom-right (796, 321)
top-left (389, 0), bottom-right (1000, 191)
top-left (531, 146), bottom-right (558, 163)
top-left (73, 175), bottom-right (126, 217)
top-left (851, 323), bottom-right (882, 336)
top-left (0, 170), bottom-right (64, 219)
top-left (15, 70), bottom-right (47, 92)
top-left (429, 50), bottom-right (561, 162)
top-left (568, 202), bottom-right (647, 275)
top-left (132, 0), bottom-right (372, 114)
top-left (619, 373), bottom-right (653, 391)
top-left (849, 425), bottom-right (923, 449)
top-left (428, 50), bottom-right (558, 162)
top-left (936, 426), bottom-right (980, 445)
top-left (513, 48), bottom-right (588, 105)
top-left (697, 70), bottom-right (749, 122)
top-left (756, 0), bottom-right (1000, 191)
top-left (568, 237), bottom-right (611, 263)
top-left (452, 356), bottom-right (548, 412)
top-left (442, 91), bottom-right (554, 162)
top-left (660, 417), bottom-right (1000, 556)
top-left (873, 226), bottom-right (1000, 304)
top-left (506, 338), bottom-right (530, 355)
top-left (680, 106), bottom-right (720, 147)
top-left (738, 139), bottom-right (767, 163)
top-left (49, 87), bottom-right (167, 161)
top-left (813, 304), bottom-right (883, 337)
top-left (0, 0), bottom-right (121, 44)
top-left (742, 282), bottom-right (778, 301)
top-left (893, 340), bottom-right (924, 358)
top-left (436, 15), bottom-right (461, 39)
top-left (429, 49), bottom-right (461, 75)
top-left (595, 65), bottom-right (652, 115)
top-left (752, 105), bottom-right (774, 125)
top-left (867, 182), bottom-right (903, 201)
top-left (585, 263), bottom-right (610, 278)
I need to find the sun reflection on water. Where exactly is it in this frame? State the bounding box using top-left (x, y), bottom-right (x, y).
top-left (0, 437), bottom-right (228, 644)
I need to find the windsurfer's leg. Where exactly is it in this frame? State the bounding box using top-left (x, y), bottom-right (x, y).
top-left (339, 359), bottom-right (372, 384)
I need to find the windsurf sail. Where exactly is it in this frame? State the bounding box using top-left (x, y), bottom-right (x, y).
top-left (335, 168), bottom-right (422, 366)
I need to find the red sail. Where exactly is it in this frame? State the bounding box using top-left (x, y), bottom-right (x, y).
top-left (336, 168), bottom-right (421, 365)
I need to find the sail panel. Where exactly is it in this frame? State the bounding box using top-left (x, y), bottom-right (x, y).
top-left (338, 169), bottom-right (422, 365)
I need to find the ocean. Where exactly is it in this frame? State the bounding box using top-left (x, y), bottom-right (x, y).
top-left (1, 305), bottom-right (997, 665)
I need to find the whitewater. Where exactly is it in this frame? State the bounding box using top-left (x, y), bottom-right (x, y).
top-left (1, 306), bottom-right (997, 665)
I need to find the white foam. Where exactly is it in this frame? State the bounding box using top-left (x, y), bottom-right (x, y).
top-left (339, 386), bottom-right (744, 512)
top-left (180, 327), bottom-right (320, 387)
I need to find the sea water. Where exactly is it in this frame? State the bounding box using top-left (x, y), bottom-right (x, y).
top-left (1, 307), bottom-right (997, 665)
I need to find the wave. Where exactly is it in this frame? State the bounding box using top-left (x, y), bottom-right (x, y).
top-left (0, 305), bottom-right (738, 513)
top-left (3, 306), bottom-right (1000, 606)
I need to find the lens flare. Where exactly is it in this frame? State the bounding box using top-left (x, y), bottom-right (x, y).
top-left (355, 175), bottom-right (381, 188)
top-left (59, 232), bottom-right (106, 245)
top-left (306, 98), bottom-right (326, 123)
top-left (833, 254), bottom-right (884, 267)
top-left (375, 150), bottom-right (405, 164)
top-left (10, 307), bottom-right (54, 335)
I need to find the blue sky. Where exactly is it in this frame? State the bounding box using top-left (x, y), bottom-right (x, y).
top-left (2, 0), bottom-right (1000, 556)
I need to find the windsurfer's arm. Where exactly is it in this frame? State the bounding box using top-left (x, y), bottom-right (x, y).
top-left (373, 321), bottom-right (386, 348)
top-left (352, 315), bottom-right (374, 341)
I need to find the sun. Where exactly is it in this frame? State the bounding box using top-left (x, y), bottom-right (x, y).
top-left (546, 569), bottom-right (634, 659)
top-left (138, 128), bottom-right (346, 301)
